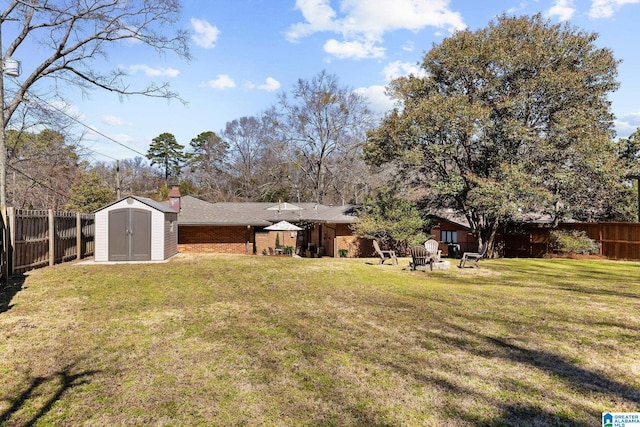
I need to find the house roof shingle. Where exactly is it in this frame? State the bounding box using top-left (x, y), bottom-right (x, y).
top-left (174, 196), bottom-right (358, 226)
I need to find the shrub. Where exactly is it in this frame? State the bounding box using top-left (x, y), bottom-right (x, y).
top-left (550, 229), bottom-right (599, 255)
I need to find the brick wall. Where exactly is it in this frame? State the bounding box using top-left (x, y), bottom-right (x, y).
top-left (178, 225), bottom-right (252, 254)
top-left (255, 230), bottom-right (299, 255)
top-left (430, 219), bottom-right (475, 255)
top-left (178, 223), bottom-right (372, 257)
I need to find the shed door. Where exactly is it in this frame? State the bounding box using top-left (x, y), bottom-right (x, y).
top-left (108, 208), bottom-right (151, 261)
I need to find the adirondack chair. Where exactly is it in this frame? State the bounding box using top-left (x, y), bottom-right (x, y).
top-left (459, 242), bottom-right (488, 268)
top-left (409, 245), bottom-right (433, 271)
top-left (424, 239), bottom-right (442, 262)
top-left (373, 240), bottom-right (397, 265)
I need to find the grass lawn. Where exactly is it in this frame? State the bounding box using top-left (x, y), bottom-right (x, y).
top-left (1, 254), bottom-right (639, 426)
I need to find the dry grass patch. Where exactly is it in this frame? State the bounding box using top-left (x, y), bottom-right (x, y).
top-left (1, 255), bottom-right (639, 425)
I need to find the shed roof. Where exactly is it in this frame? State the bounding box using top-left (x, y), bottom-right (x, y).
top-left (95, 195), bottom-right (178, 214)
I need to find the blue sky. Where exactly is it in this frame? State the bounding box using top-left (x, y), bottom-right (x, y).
top-left (10, 0), bottom-right (640, 162)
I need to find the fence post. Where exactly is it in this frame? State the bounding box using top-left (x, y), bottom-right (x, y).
top-left (76, 212), bottom-right (82, 260)
top-left (49, 209), bottom-right (55, 267)
top-left (599, 223), bottom-right (604, 256)
top-left (1, 207), bottom-right (5, 284)
top-left (7, 206), bottom-right (14, 277)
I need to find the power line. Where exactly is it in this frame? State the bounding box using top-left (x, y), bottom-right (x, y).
top-left (77, 145), bottom-right (119, 161)
top-left (7, 164), bottom-right (85, 205)
top-left (25, 91), bottom-right (148, 158)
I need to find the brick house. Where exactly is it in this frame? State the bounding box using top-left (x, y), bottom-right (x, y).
top-left (427, 209), bottom-right (477, 257)
top-left (170, 191), bottom-right (370, 258)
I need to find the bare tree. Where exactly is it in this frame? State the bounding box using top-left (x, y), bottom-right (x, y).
top-left (0, 0), bottom-right (190, 206)
top-left (1, 0), bottom-right (189, 124)
top-left (274, 70), bottom-right (374, 204)
top-left (93, 157), bottom-right (163, 199)
top-left (222, 113), bottom-right (297, 202)
top-left (6, 128), bottom-right (80, 209)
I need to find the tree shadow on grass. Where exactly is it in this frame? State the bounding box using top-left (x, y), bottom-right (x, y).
top-left (481, 335), bottom-right (640, 405)
top-left (495, 403), bottom-right (591, 427)
top-left (0, 362), bottom-right (100, 426)
top-left (0, 274), bottom-right (26, 314)
top-left (489, 279), bottom-right (640, 300)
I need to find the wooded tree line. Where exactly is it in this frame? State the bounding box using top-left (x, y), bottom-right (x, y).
top-left (3, 1), bottom-right (640, 255)
top-left (142, 70), bottom-right (378, 206)
top-left (5, 70), bottom-right (381, 211)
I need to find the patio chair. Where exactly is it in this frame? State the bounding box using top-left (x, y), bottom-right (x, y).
top-left (424, 239), bottom-right (442, 262)
top-left (410, 245), bottom-right (433, 271)
top-left (373, 240), bottom-right (398, 265)
top-left (459, 242), bottom-right (488, 268)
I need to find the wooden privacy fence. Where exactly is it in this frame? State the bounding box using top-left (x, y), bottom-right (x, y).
top-left (5, 208), bottom-right (95, 275)
top-left (504, 222), bottom-right (640, 260)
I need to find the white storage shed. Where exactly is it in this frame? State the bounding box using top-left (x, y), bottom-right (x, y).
top-left (94, 196), bottom-right (178, 262)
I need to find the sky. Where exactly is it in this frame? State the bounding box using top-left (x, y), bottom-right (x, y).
top-left (6, 0), bottom-right (640, 163)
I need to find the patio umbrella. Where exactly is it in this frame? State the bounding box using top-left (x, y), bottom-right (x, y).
top-left (265, 220), bottom-right (303, 231)
top-left (265, 221), bottom-right (302, 253)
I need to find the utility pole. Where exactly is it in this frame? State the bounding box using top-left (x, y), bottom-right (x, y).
top-left (116, 160), bottom-right (121, 200)
top-left (1, 20), bottom-right (7, 284)
top-left (0, 17), bottom-right (21, 284)
top-left (1, 19), bottom-right (7, 210)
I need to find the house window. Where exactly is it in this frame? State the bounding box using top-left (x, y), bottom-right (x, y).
top-left (441, 230), bottom-right (457, 243)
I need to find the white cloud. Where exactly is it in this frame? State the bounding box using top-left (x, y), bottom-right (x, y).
top-left (191, 18), bottom-right (220, 48)
top-left (383, 61), bottom-right (426, 80)
top-left (401, 41), bottom-right (415, 52)
top-left (259, 77), bottom-right (281, 92)
top-left (352, 62), bottom-right (430, 114)
top-left (615, 112), bottom-right (640, 138)
top-left (82, 128), bottom-right (135, 146)
top-left (506, 2), bottom-right (529, 14)
top-left (116, 26), bottom-right (143, 44)
top-left (105, 133), bottom-right (136, 145)
top-left (285, 0), bottom-right (340, 41)
top-left (547, 0), bottom-right (576, 20)
top-left (245, 77), bottom-right (281, 92)
top-left (323, 38), bottom-right (385, 59)
top-left (623, 112), bottom-right (640, 126)
top-left (354, 85), bottom-right (395, 114)
top-left (50, 101), bottom-right (86, 121)
top-left (101, 114), bottom-right (132, 126)
top-left (589, 0), bottom-right (640, 18)
top-left (126, 64), bottom-right (180, 77)
top-left (287, 0), bottom-right (466, 60)
top-left (340, 0), bottom-right (465, 35)
top-left (205, 74), bottom-right (236, 90)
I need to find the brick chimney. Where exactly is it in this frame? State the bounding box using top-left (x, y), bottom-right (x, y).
top-left (168, 186), bottom-right (181, 212)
